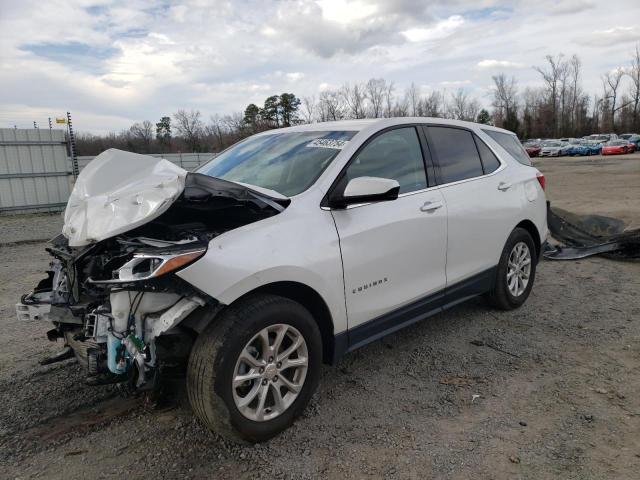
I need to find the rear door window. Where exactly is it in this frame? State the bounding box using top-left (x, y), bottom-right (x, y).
top-left (427, 127), bottom-right (484, 184)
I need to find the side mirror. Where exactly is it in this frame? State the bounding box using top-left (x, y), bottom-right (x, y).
top-left (330, 176), bottom-right (400, 208)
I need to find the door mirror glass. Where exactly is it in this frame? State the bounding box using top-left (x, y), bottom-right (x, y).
top-left (333, 176), bottom-right (400, 208)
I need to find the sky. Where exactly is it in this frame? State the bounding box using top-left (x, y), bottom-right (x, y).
top-left (1, 0), bottom-right (639, 134)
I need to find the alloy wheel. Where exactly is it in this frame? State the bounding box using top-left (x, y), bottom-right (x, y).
top-left (507, 241), bottom-right (531, 297)
top-left (232, 324), bottom-right (308, 422)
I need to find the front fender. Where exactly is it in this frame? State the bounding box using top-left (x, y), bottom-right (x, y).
top-left (175, 200), bottom-right (347, 335)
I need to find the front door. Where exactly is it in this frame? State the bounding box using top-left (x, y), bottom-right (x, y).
top-left (330, 126), bottom-right (448, 334)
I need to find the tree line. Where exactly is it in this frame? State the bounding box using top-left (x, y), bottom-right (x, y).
top-left (75, 46), bottom-right (640, 156)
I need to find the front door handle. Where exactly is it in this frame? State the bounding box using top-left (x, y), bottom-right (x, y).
top-left (420, 200), bottom-right (443, 212)
top-left (497, 181), bottom-right (512, 191)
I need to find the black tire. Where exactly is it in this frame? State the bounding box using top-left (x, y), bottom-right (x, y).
top-left (187, 293), bottom-right (322, 443)
top-left (486, 227), bottom-right (537, 310)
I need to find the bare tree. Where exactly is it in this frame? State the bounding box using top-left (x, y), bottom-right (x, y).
top-left (384, 81), bottom-right (395, 117)
top-left (448, 89), bottom-right (479, 121)
top-left (491, 74), bottom-right (519, 130)
top-left (568, 54), bottom-right (583, 134)
top-left (341, 83), bottom-right (367, 119)
top-left (206, 114), bottom-right (225, 148)
top-left (365, 78), bottom-right (386, 118)
top-left (405, 82), bottom-right (419, 116)
top-left (534, 54), bottom-right (568, 137)
top-left (129, 120), bottom-right (153, 152)
top-left (173, 109), bottom-right (204, 151)
top-left (391, 98), bottom-right (409, 117)
top-left (221, 112), bottom-right (244, 132)
top-left (591, 94), bottom-right (602, 132)
top-left (319, 90), bottom-right (344, 121)
top-left (301, 95), bottom-right (317, 123)
top-left (421, 90), bottom-right (445, 117)
top-left (602, 67), bottom-right (625, 131)
top-left (628, 44), bottom-right (640, 131)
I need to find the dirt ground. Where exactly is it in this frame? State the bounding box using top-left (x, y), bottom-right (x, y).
top-left (533, 154), bottom-right (640, 229)
top-left (1, 153), bottom-right (639, 480)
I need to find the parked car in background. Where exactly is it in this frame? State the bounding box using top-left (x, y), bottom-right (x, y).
top-left (567, 141), bottom-right (591, 156)
top-left (601, 134), bottom-right (618, 142)
top-left (539, 140), bottom-right (571, 157)
top-left (619, 134), bottom-right (640, 150)
top-left (589, 134), bottom-right (617, 143)
top-left (602, 140), bottom-right (631, 155)
top-left (584, 141), bottom-right (603, 155)
top-left (523, 141), bottom-right (541, 157)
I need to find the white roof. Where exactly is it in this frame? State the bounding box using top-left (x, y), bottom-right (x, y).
top-left (261, 117), bottom-right (515, 135)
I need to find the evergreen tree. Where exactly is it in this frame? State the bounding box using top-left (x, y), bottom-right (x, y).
top-left (477, 109), bottom-right (491, 124)
top-left (279, 93), bottom-right (301, 127)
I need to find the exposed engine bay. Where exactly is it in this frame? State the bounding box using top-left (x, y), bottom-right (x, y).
top-left (17, 151), bottom-right (289, 390)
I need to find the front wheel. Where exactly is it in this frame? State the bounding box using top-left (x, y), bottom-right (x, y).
top-left (486, 227), bottom-right (537, 310)
top-left (187, 294), bottom-right (322, 443)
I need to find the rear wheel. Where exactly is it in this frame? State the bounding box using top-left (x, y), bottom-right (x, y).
top-left (187, 294), bottom-right (322, 443)
top-left (486, 228), bottom-right (537, 310)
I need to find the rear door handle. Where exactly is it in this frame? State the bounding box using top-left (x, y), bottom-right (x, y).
top-left (497, 181), bottom-right (512, 191)
top-left (420, 200), bottom-right (443, 212)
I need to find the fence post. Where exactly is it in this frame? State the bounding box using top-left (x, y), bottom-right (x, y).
top-left (67, 112), bottom-right (79, 178)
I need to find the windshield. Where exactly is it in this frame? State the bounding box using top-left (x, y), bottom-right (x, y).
top-left (197, 130), bottom-right (357, 196)
top-left (543, 141), bottom-right (561, 147)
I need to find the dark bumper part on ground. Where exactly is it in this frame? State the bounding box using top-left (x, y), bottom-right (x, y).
top-left (544, 204), bottom-right (640, 260)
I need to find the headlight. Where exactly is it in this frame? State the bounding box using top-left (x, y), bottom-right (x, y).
top-left (117, 249), bottom-right (206, 282)
top-left (88, 248), bottom-right (206, 284)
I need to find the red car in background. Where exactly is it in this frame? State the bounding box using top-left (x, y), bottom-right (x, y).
top-left (524, 142), bottom-right (541, 157)
top-left (602, 140), bottom-right (631, 155)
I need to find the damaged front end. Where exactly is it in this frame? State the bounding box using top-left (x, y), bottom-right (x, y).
top-left (17, 149), bottom-right (288, 390)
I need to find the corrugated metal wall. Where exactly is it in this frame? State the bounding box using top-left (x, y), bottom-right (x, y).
top-left (0, 130), bottom-right (216, 214)
top-left (0, 128), bottom-right (71, 213)
top-left (76, 152), bottom-right (215, 173)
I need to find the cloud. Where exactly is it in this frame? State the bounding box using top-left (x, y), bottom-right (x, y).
top-left (1, 0), bottom-right (639, 132)
top-left (476, 59), bottom-right (526, 69)
top-left (402, 15), bottom-right (464, 42)
top-left (20, 41), bottom-right (121, 73)
top-left (439, 80), bottom-right (472, 87)
top-left (285, 72), bottom-right (305, 82)
top-left (546, 0), bottom-right (595, 15)
top-left (267, 0), bottom-right (440, 57)
top-left (576, 26), bottom-right (640, 47)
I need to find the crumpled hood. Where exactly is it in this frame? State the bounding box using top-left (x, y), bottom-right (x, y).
top-left (63, 149), bottom-right (187, 247)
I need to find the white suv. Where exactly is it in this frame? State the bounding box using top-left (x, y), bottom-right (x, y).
top-left (19, 118), bottom-right (547, 442)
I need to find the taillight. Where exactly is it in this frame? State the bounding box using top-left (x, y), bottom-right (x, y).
top-left (536, 172), bottom-right (545, 190)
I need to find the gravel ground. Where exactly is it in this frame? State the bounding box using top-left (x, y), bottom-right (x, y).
top-left (1, 154), bottom-right (639, 479)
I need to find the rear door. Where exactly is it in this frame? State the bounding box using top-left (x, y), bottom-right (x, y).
top-left (424, 125), bottom-right (519, 291)
top-left (330, 126), bottom-right (447, 335)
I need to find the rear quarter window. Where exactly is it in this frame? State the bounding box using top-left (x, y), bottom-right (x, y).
top-left (482, 129), bottom-right (531, 166)
top-left (473, 135), bottom-right (501, 174)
